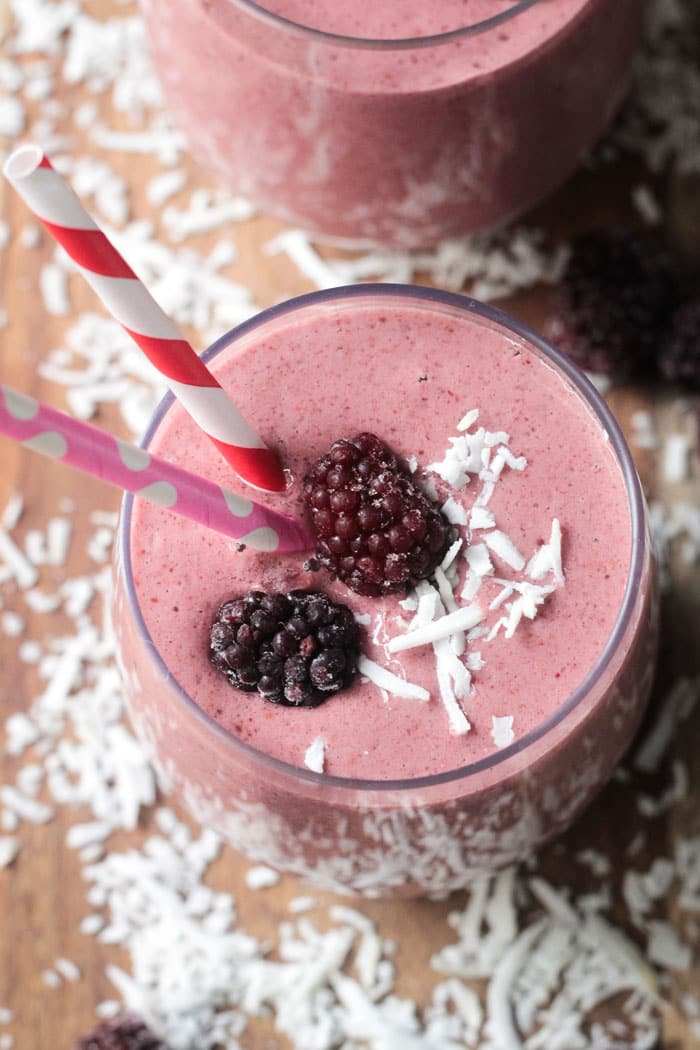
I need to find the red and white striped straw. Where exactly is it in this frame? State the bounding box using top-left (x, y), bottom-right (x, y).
top-left (3, 144), bottom-right (286, 494)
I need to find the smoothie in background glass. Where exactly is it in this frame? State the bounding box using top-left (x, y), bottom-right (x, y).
top-left (113, 286), bottom-right (657, 897)
top-left (138, 0), bottom-right (642, 247)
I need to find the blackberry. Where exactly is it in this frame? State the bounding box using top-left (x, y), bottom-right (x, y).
top-left (303, 432), bottom-right (453, 597)
top-left (209, 589), bottom-right (359, 707)
top-left (546, 229), bottom-right (675, 376)
top-left (657, 298), bottom-right (700, 390)
top-left (75, 1017), bottom-right (168, 1050)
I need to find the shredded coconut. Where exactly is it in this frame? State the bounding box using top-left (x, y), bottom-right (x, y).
top-left (0, 837), bottom-right (20, 868)
top-left (163, 190), bottom-right (255, 241)
top-left (662, 433), bottom-right (690, 485)
top-left (358, 655), bottom-right (430, 701)
top-left (0, 529), bottom-right (39, 590)
top-left (634, 676), bottom-right (700, 774)
top-left (387, 604), bottom-right (484, 653)
top-left (483, 530), bottom-right (525, 573)
top-left (491, 716), bottom-right (515, 749)
top-left (146, 169), bottom-right (187, 206)
top-left (0, 95), bottom-right (25, 136)
top-left (245, 865), bottom-right (281, 891)
top-left (632, 184), bottom-right (663, 226)
top-left (303, 736), bottom-right (326, 774)
top-left (646, 921), bottom-right (694, 972)
top-left (54, 956), bottom-right (81, 982)
top-left (40, 262), bottom-right (70, 316)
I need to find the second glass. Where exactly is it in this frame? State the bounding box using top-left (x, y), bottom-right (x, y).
top-left (138, 0), bottom-right (642, 248)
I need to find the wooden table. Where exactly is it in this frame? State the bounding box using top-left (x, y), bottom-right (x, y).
top-left (0, 2), bottom-right (699, 1047)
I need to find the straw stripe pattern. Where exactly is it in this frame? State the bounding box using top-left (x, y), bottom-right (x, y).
top-left (4, 146), bottom-right (286, 493)
top-left (121, 331), bottom-right (218, 386)
top-left (41, 222), bottom-right (137, 278)
top-left (0, 385), bottom-right (311, 553)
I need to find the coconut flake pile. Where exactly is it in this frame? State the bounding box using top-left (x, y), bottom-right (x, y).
top-left (0, 0), bottom-right (699, 1047)
top-left (368, 411), bottom-right (565, 739)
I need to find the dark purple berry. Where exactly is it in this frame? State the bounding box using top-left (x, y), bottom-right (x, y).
top-left (284, 680), bottom-right (316, 706)
top-left (210, 622), bottom-right (234, 650)
top-left (272, 630), bottom-right (297, 656)
top-left (284, 654), bottom-right (308, 684)
top-left (657, 298), bottom-right (700, 389)
top-left (309, 649), bottom-right (348, 689)
top-left (303, 433), bottom-right (454, 597)
top-left (546, 229), bottom-right (675, 376)
top-left (75, 1016), bottom-right (168, 1050)
top-left (209, 590), bottom-right (360, 707)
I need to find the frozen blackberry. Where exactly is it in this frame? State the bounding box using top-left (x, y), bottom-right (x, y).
top-left (209, 589), bottom-right (359, 707)
top-left (657, 298), bottom-right (700, 389)
top-left (547, 229), bottom-right (675, 376)
top-left (75, 1017), bottom-right (167, 1050)
top-left (303, 432), bottom-right (453, 597)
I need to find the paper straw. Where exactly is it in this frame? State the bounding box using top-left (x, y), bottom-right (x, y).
top-left (0, 384), bottom-right (312, 553)
top-left (3, 144), bottom-right (286, 494)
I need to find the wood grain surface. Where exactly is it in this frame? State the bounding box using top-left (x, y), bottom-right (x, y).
top-left (0, 2), bottom-right (699, 1048)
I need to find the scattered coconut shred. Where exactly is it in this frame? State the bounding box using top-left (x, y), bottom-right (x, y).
top-left (0, 0), bottom-right (699, 1048)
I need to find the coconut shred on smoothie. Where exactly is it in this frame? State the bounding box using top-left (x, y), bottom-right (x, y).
top-left (115, 288), bottom-right (656, 894)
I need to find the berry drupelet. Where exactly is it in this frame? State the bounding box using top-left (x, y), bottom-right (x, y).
top-left (75, 1017), bottom-right (168, 1050)
top-left (209, 590), bottom-right (359, 707)
top-left (657, 298), bottom-right (700, 390)
top-left (303, 432), bottom-right (453, 597)
top-left (546, 228), bottom-right (675, 376)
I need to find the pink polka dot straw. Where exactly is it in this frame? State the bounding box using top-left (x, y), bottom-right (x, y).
top-left (3, 144), bottom-right (286, 494)
top-left (0, 384), bottom-right (312, 553)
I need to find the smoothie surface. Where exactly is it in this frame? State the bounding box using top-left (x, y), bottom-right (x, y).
top-left (128, 299), bottom-right (632, 780)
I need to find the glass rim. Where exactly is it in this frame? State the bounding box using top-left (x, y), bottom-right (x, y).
top-left (215, 0), bottom-right (544, 49)
top-left (118, 284), bottom-right (647, 795)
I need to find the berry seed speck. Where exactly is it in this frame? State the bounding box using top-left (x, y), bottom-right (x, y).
top-left (303, 432), bottom-right (454, 597)
top-left (209, 590), bottom-right (360, 707)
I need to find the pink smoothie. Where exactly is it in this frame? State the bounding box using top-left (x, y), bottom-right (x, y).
top-left (138, 0), bottom-right (641, 247)
top-left (114, 288), bottom-right (657, 895)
